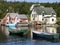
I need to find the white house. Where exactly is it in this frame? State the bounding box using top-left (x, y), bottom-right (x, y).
top-left (30, 4), bottom-right (56, 24)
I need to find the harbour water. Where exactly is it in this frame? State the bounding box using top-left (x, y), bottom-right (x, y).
top-left (0, 25), bottom-right (60, 45)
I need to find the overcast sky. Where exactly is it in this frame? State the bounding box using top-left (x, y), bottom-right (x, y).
top-left (7, 0), bottom-right (60, 3)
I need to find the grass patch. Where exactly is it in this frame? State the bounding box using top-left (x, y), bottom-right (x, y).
top-left (57, 17), bottom-right (60, 23)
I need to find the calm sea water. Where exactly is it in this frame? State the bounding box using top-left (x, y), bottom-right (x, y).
top-left (0, 25), bottom-right (60, 45)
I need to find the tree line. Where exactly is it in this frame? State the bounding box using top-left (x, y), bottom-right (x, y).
top-left (0, 1), bottom-right (60, 19)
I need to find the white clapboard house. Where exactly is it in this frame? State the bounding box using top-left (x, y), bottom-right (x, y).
top-left (30, 4), bottom-right (56, 24)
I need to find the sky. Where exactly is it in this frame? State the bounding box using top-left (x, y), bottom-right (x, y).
top-left (7, 0), bottom-right (60, 3)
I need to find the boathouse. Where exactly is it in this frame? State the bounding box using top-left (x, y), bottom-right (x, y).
top-left (18, 14), bottom-right (28, 23)
top-left (1, 13), bottom-right (28, 24)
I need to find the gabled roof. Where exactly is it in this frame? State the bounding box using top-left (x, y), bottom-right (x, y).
top-left (17, 14), bottom-right (27, 19)
top-left (34, 6), bottom-right (56, 15)
top-left (30, 4), bottom-right (40, 11)
top-left (9, 13), bottom-right (18, 18)
top-left (7, 13), bottom-right (27, 19)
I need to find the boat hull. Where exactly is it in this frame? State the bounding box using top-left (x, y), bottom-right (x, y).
top-left (9, 30), bottom-right (28, 36)
top-left (32, 31), bottom-right (59, 42)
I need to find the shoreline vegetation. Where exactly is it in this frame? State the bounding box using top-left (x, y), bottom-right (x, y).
top-left (0, 1), bottom-right (60, 23)
top-left (57, 17), bottom-right (60, 24)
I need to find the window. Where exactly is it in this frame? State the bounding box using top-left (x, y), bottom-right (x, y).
top-left (52, 19), bottom-right (54, 21)
top-left (51, 13), bottom-right (54, 17)
top-left (52, 13), bottom-right (54, 15)
top-left (52, 29), bottom-right (54, 33)
top-left (20, 21), bottom-right (22, 22)
top-left (32, 14), bottom-right (36, 17)
top-left (33, 18), bottom-right (34, 20)
top-left (42, 18), bottom-right (44, 20)
top-left (42, 11), bottom-right (45, 16)
top-left (42, 13), bottom-right (44, 16)
top-left (51, 11), bottom-right (55, 17)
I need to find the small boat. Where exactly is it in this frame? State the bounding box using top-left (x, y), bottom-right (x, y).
top-left (9, 29), bottom-right (28, 36)
top-left (32, 31), bottom-right (59, 41)
top-left (8, 26), bottom-right (28, 36)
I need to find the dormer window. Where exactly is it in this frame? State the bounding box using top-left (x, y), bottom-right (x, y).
top-left (42, 13), bottom-right (44, 16)
top-left (52, 13), bottom-right (54, 15)
top-left (42, 11), bottom-right (45, 16)
top-left (51, 11), bottom-right (54, 16)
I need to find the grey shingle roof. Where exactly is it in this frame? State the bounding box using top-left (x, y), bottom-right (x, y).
top-left (17, 14), bottom-right (27, 19)
top-left (34, 6), bottom-right (56, 15)
top-left (9, 13), bottom-right (27, 19)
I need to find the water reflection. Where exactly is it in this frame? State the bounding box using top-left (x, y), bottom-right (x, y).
top-left (0, 26), bottom-right (8, 42)
top-left (32, 26), bottom-right (57, 34)
top-left (0, 25), bottom-right (60, 45)
top-left (45, 27), bottom-right (57, 34)
top-left (31, 26), bottom-right (60, 42)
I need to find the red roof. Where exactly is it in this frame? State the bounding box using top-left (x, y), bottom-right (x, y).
top-left (20, 18), bottom-right (27, 20)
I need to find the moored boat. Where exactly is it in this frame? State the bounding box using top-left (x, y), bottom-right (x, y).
top-left (9, 29), bottom-right (28, 36)
top-left (8, 26), bottom-right (29, 36)
top-left (32, 31), bottom-right (59, 41)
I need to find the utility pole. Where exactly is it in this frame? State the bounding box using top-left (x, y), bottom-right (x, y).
top-left (38, 0), bottom-right (39, 3)
top-left (14, 0), bottom-right (15, 13)
top-left (24, 0), bottom-right (25, 2)
top-left (24, 0), bottom-right (25, 4)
